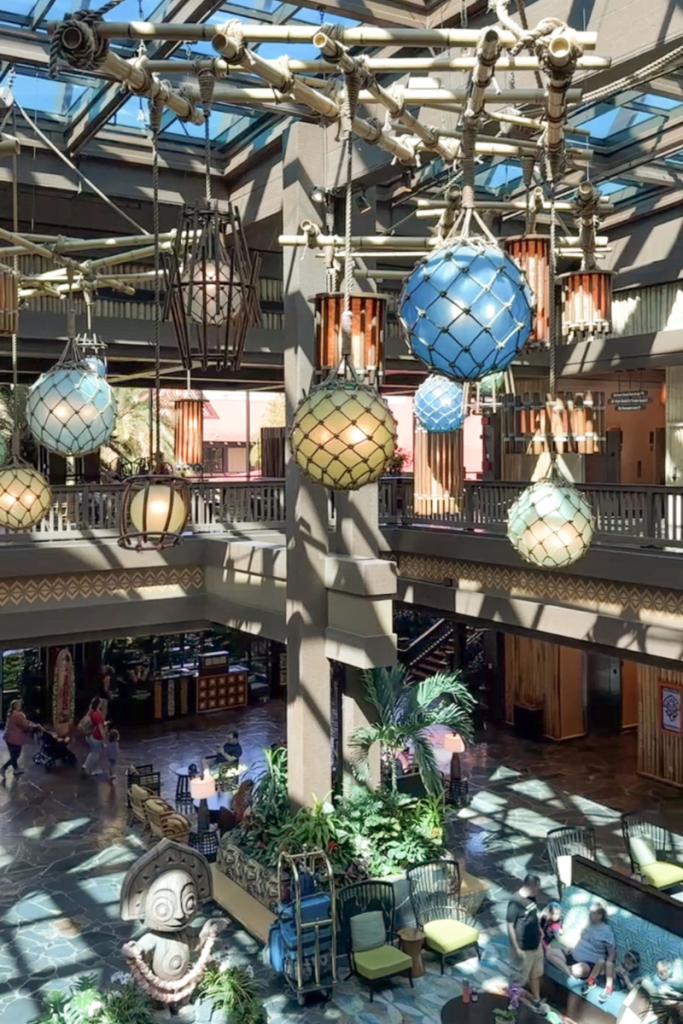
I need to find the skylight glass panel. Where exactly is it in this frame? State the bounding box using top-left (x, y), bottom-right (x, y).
top-left (257, 41), bottom-right (320, 60)
top-left (638, 92), bottom-right (681, 111)
top-left (476, 161), bottom-right (523, 190)
top-left (596, 181), bottom-right (624, 195)
top-left (7, 74), bottom-right (74, 116)
top-left (575, 106), bottom-right (655, 140)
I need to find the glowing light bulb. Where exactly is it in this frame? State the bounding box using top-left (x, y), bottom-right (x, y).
top-left (129, 484), bottom-right (188, 536)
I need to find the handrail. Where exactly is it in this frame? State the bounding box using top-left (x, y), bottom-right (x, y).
top-left (398, 616), bottom-right (450, 653)
top-left (4, 476), bottom-right (683, 549)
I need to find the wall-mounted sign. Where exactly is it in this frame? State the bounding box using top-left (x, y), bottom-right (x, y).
top-left (609, 390), bottom-right (652, 412)
top-left (660, 681), bottom-right (683, 735)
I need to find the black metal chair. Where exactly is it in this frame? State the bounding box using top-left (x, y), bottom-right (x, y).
top-left (406, 860), bottom-right (480, 974)
top-left (621, 811), bottom-right (683, 891)
top-left (125, 763), bottom-right (161, 807)
top-left (337, 881), bottom-right (413, 1001)
top-left (546, 825), bottom-right (597, 895)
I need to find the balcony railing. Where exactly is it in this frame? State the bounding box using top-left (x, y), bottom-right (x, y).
top-left (5, 476), bottom-right (683, 549)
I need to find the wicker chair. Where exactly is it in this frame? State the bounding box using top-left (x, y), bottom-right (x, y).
top-left (621, 811), bottom-right (683, 891)
top-left (546, 825), bottom-right (597, 895)
top-left (128, 783), bottom-right (155, 827)
top-left (145, 797), bottom-right (191, 844)
top-left (406, 860), bottom-right (480, 974)
top-left (125, 764), bottom-right (161, 806)
top-left (337, 881), bottom-right (413, 1001)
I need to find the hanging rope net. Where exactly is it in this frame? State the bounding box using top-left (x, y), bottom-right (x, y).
top-left (414, 375), bottom-right (466, 433)
top-left (289, 377), bottom-right (397, 491)
top-left (26, 359), bottom-right (117, 457)
top-left (507, 478), bottom-right (594, 569)
top-left (0, 465), bottom-right (52, 531)
top-left (398, 238), bottom-right (534, 382)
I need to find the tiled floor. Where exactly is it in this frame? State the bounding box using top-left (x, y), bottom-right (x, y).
top-left (1, 709), bottom-right (682, 1024)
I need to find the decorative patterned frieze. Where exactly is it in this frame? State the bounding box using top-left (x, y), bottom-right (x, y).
top-left (0, 567), bottom-right (203, 607)
top-left (395, 554), bottom-right (683, 627)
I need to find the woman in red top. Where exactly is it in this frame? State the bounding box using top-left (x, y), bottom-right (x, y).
top-left (82, 697), bottom-right (107, 775)
top-left (1, 699), bottom-right (37, 778)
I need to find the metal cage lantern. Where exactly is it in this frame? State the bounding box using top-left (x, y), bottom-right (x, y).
top-left (26, 356), bottom-right (117, 457)
top-left (398, 238), bottom-right (534, 382)
top-left (289, 377), bottom-right (397, 491)
top-left (0, 266), bottom-right (18, 337)
top-left (506, 236), bottom-right (550, 345)
top-left (164, 201), bottom-right (262, 372)
top-left (314, 292), bottom-right (387, 380)
top-left (0, 463), bottom-right (52, 531)
top-left (507, 477), bottom-right (594, 569)
top-left (414, 375), bottom-right (466, 433)
top-left (560, 270), bottom-right (613, 342)
top-left (118, 474), bottom-right (190, 551)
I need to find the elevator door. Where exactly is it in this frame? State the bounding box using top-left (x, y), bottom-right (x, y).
top-left (585, 653), bottom-right (622, 733)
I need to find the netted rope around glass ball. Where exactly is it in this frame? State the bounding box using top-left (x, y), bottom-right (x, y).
top-left (289, 379), bottom-right (397, 491)
top-left (0, 465), bottom-right (52, 531)
top-left (26, 363), bottom-right (117, 457)
top-left (398, 237), bottom-right (534, 382)
top-left (414, 375), bottom-right (466, 433)
top-left (507, 479), bottom-right (594, 569)
top-left (478, 371), bottom-right (505, 396)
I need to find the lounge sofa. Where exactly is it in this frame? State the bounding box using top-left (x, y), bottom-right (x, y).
top-left (543, 882), bottom-right (683, 1022)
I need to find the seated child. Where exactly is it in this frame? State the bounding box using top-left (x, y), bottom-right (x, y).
top-left (652, 960), bottom-right (683, 1002)
top-left (614, 951), bottom-right (641, 993)
top-left (540, 902), bottom-right (572, 976)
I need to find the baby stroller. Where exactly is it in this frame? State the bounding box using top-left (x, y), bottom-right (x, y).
top-left (33, 728), bottom-right (78, 771)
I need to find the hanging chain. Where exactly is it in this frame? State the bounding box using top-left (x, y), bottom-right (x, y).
top-left (150, 100), bottom-right (162, 467)
top-left (547, 185), bottom-right (558, 469)
top-left (10, 102), bottom-right (18, 460)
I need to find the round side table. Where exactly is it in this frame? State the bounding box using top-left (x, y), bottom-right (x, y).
top-left (398, 926), bottom-right (425, 979)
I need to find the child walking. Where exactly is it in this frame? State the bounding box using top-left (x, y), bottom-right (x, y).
top-left (105, 729), bottom-right (120, 783)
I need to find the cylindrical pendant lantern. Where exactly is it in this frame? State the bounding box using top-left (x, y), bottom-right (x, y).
top-left (174, 397), bottom-right (205, 467)
top-left (506, 236), bottom-right (550, 345)
top-left (560, 270), bottom-right (613, 341)
top-left (314, 293), bottom-right (387, 378)
top-left (413, 425), bottom-right (463, 517)
top-left (0, 267), bottom-right (18, 337)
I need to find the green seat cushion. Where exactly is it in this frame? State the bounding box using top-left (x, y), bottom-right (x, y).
top-left (641, 860), bottom-right (683, 889)
top-left (423, 919), bottom-right (480, 955)
top-left (354, 945), bottom-right (413, 981)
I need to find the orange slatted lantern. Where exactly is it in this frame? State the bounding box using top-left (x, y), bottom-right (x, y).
top-left (174, 397), bottom-right (205, 466)
top-left (560, 270), bottom-right (613, 341)
top-left (413, 425), bottom-right (463, 517)
top-left (506, 236), bottom-right (550, 344)
top-left (313, 292), bottom-right (387, 379)
top-left (0, 267), bottom-right (18, 337)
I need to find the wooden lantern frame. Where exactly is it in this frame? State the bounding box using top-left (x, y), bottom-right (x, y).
top-left (313, 292), bottom-right (388, 381)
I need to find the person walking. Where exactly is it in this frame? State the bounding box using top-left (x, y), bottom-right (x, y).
top-left (1, 699), bottom-right (37, 778)
top-left (105, 728), bottom-right (120, 783)
top-left (81, 697), bottom-right (107, 775)
top-left (507, 873), bottom-right (549, 1014)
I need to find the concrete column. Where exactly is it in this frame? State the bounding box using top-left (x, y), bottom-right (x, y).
top-left (665, 367), bottom-right (683, 485)
top-left (283, 121), bottom-right (332, 809)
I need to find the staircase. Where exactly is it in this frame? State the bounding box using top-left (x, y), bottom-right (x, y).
top-left (398, 618), bottom-right (455, 681)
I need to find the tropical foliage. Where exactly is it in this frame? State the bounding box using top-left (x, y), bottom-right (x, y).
top-left (198, 964), bottom-right (266, 1024)
top-left (29, 975), bottom-right (155, 1024)
top-left (102, 387), bottom-right (174, 473)
top-left (350, 664), bottom-right (476, 795)
top-left (229, 747), bottom-right (447, 877)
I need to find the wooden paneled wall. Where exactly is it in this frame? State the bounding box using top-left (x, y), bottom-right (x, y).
top-left (637, 664), bottom-right (683, 787)
top-left (504, 635), bottom-right (585, 740)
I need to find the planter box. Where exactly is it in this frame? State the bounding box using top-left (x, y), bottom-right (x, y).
top-left (216, 840), bottom-right (283, 914)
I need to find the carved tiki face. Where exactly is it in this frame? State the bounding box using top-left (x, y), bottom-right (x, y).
top-left (144, 869), bottom-right (198, 931)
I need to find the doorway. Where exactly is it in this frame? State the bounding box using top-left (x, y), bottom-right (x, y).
top-left (585, 653), bottom-right (622, 733)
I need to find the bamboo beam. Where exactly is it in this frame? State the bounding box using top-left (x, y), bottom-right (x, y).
top-left (62, 21), bottom-right (597, 49)
top-left (144, 54), bottom-right (610, 74)
top-left (205, 83), bottom-right (582, 107)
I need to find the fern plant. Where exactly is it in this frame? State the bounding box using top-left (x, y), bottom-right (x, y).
top-left (29, 976), bottom-right (155, 1024)
top-left (199, 965), bottom-right (266, 1024)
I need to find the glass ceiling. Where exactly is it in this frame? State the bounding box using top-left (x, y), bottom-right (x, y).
top-left (2, 0), bottom-right (683, 211)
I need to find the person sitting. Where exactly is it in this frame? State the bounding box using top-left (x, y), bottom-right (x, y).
top-left (651, 959), bottom-right (683, 1002)
top-left (615, 951), bottom-right (641, 993)
top-left (216, 779), bottom-right (254, 836)
top-left (569, 904), bottom-right (616, 1003)
top-left (540, 902), bottom-right (571, 976)
top-left (213, 731), bottom-right (242, 765)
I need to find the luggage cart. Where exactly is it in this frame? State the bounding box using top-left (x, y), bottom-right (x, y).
top-left (274, 850), bottom-right (337, 1005)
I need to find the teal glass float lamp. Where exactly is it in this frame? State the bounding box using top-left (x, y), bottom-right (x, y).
top-left (26, 337), bottom-right (117, 457)
top-left (507, 466), bottom-right (594, 569)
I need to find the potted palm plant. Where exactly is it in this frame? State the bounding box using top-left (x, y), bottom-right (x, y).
top-left (350, 665), bottom-right (476, 796)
